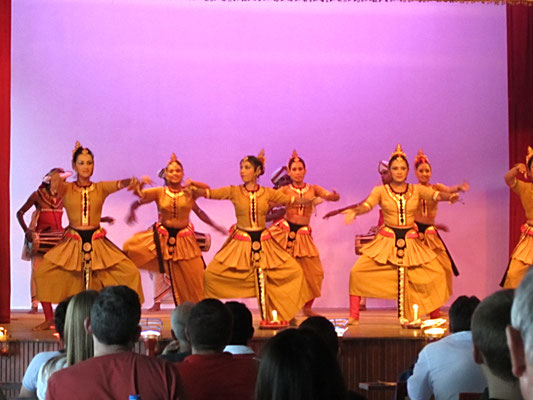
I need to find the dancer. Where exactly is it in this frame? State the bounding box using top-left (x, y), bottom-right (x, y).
top-left (414, 149), bottom-right (468, 303)
top-left (268, 150), bottom-right (340, 316)
top-left (124, 153), bottom-right (225, 306)
top-left (324, 145), bottom-right (458, 325)
top-left (501, 146), bottom-right (533, 288)
top-left (194, 151), bottom-right (313, 325)
top-left (17, 168), bottom-right (71, 330)
top-left (34, 142), bottom-right (144, 305)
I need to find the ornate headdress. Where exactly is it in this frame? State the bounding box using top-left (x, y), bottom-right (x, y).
top-left (288, 149), bottom-right (301, 166)
top-left (526, 146), bottom-right (533, 165)
top-left (243, 149), bottom-right (266, 167)
top-left (414, 149), bottom-right (430, 167)
top-left (390, 144), bottom-right (407, 160)
top-left (72, 141), bottom-right (89, 157)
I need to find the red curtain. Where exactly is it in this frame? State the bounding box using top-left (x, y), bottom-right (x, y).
top-left (0, 0), bottom-right (11, 323)
top-left (507, 5), bottom-right (533, 255)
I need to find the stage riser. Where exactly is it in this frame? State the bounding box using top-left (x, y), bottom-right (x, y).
top-left (1, 337), bottom-right (426, 400)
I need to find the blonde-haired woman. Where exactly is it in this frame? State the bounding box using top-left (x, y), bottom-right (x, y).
top-left (36, 290), bottom-right (98, 400)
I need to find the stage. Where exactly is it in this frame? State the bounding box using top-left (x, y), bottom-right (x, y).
top-left (0, 307), bottom-right (441, 399)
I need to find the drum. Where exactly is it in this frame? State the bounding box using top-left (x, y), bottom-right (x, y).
top-left (354, 233), bottom-right (376, 255)
top-left (25, 231), bottom-right (64, 256)
top-left (194, 231), bottom-right (211, 252)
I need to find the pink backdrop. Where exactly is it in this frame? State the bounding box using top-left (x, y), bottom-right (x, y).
top-left (11, 0), bottom-right (508, 310)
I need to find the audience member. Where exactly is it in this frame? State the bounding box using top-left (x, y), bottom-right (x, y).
top-left (299, 316), bottom-right (339, 357)
top-left (507, 268), bottom-right (533, 400)
top-left (256, 328), bottom-right (347, 400)
top-left (472, 289), bottom-right (522, 400)
top-left (19, 297), bottom-right (70, 399)
top-left (46, 286), bottom-right (187, 400)
top-left (160, 301), bottom-right (194, 362)
top-left (223, 301), bottom-right (255, 358)
top-left (407, 295), bottom-right (486, 400)
top-left (36, 290), bottom-right (97, 400)
top-left (177, 298), bottom-right (258, 400)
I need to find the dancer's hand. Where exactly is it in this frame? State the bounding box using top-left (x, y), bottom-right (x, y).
top-left (25, 230), bottom-right (34, 243)
top-left (458, 182), bottom-right (470, 192)
top-left (449, 193), bottom-right (460, 204)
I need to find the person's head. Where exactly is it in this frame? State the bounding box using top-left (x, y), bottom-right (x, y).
top-left (378, 160), bottom-right (392, 185)
top-left (64, 290), bottom-right (98, 366)
top-left (159, 153), bottom-right (184, 186)
top-left (72, 141), bottom-right (94, 180)
top-left (526, 147), bottom-right (533, 176)
top-left (255, 329), bottom-right (347, 400)
top-left (170, 301), bottom-right (195, 345)
top-left (414, 149), bottom-right (432, 185)
top-left (299, 316), bottom-right (339, 357)
top-left (89, 286), bottom-right (141, 347)
top-left (54, 296), bottom-right (72, 341)
top-left (40, 168), bottom-right (67, 190)
top-left (471, 289), bottom-right (516, 382)
top-left (507, 267), bottom-right (533, 399)
top-left (240, 151), bottom-right (265, 185)
top-left (448, 295), bottom-right (481, 333)
top-left (388, 144), bottom-right (409, 184)
top-left (187, 298), bottom-right (233, 353)
top-left (287, 150), bottom-right (306, 186)
top-left (226, 301), bottom-right (254, 346)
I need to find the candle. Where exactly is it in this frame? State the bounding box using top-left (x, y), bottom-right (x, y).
top-left (413, 304), bottom-right (419, 321)
top-left (271, 310), bottom-right (279, 323)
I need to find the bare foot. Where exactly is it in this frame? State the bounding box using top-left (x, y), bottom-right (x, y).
top-left (32, 320), bottom-right (54, 331)
top-left (347, 317), bottom-right (359, 326)
top-left (359, 304), bottom-right (367, 311)
top-left (147, 302), bottom-right (161, 312)
top-left (28, 306), bottom-right (38, 314)
top-left (303, 307), bottom-right (322, 317)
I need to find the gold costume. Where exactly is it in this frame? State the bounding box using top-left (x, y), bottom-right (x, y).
top-left (350, 184), bottom-right (449, 320)
top-left (269, 184), bottom-right (331, 299)
top-left (414, 183), bottom-right (459, 298)
top-left (123, 187), bottom-right (205, 303)
top-left (501, 179), bottom-right (533, 288)
top-left (204, 185), bottom-right (312, 321)
top-left (35, 181), bottom-right (144, 303)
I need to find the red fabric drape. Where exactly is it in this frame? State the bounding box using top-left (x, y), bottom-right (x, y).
top-left (0, 0), bottom-right (11, 323)
top-left (507, 5), bottom-right (533, 256)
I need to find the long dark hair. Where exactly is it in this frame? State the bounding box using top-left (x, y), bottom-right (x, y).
top-left (255, 329), bottom-right (347, 400)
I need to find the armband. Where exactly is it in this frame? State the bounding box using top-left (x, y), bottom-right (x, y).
top-left (432, 191), bottom-right (440, 202)
top-left (205, 188), bottom-right (211, 199)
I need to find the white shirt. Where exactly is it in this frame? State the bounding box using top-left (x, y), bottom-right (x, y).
top-left (223, 345), bottom-right (255, 355)
top-left (407, 331), bottom-right (487, 400)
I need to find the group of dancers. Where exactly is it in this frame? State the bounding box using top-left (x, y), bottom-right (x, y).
top-left (17, 141), bottom-right (533, 330)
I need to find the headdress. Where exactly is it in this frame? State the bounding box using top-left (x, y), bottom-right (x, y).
top-left (390, 144), bottom-right (407, 160)
top-left (72, 141), bottom-right (89, 157)
top-left (243, 149), bottom-right (266, 167)
top-left (288, 149), bottom-right (301, 166)
top-left (526, 146), bottom-right (533, 165)
top-left (414, 149), bottom-right (430, 167)
top-left (158, 153), bottom-right (181, 179)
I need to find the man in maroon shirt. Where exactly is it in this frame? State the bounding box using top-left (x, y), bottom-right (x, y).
top-left (46, 286), bottom-right (187, 400)
top-left (178, 298), bottom-right (259, 400)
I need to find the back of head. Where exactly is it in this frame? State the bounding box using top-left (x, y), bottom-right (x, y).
top-left (170, 302), bottom-right (195, 343)
top-left (225, 301), bottom-right (254, 346)
top-left (54, 296), bottom-right (72, 341)
top-left (299, 316), bottom-right (339, 357)
top-left (511, 268), bottom-right (533, 366)
top-left (256, 329), bottom-right (347, 400)
top-left (64, 290), bottom-right (98, 366)
top-left (449, 295), bottom-right (481, 333)
top-left (90, 286), bottom-right (141, 346)
top-left (471, 289), bottom-right (515, 382)
top-left (187, 299), bottom-right (233, 352)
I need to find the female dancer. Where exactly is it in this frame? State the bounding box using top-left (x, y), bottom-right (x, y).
top-left (501, 146), bottom-right (533, 288)
top-left (124, 153), bottom-right (225, 305)
top-left (17, 168), bottom-right (70, 330)
top-left (268, 151), bottom-right (340, 316)
top-left (194, 151), bottom-right (313, 324)
top-left (34, 142), bottom-right (144, 304)
top-left (414, 149), bottom-right (468, 303)
top-left (324, 145), bottom-right (458, 325)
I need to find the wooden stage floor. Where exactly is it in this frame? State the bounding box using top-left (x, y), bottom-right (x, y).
top-left (1, 307), bottom-right (448, 399)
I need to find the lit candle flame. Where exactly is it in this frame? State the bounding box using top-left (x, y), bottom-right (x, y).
top-left (271, 310), bottom-right (279, 323)
top-left (413, 304), bottom-right (419, 321)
